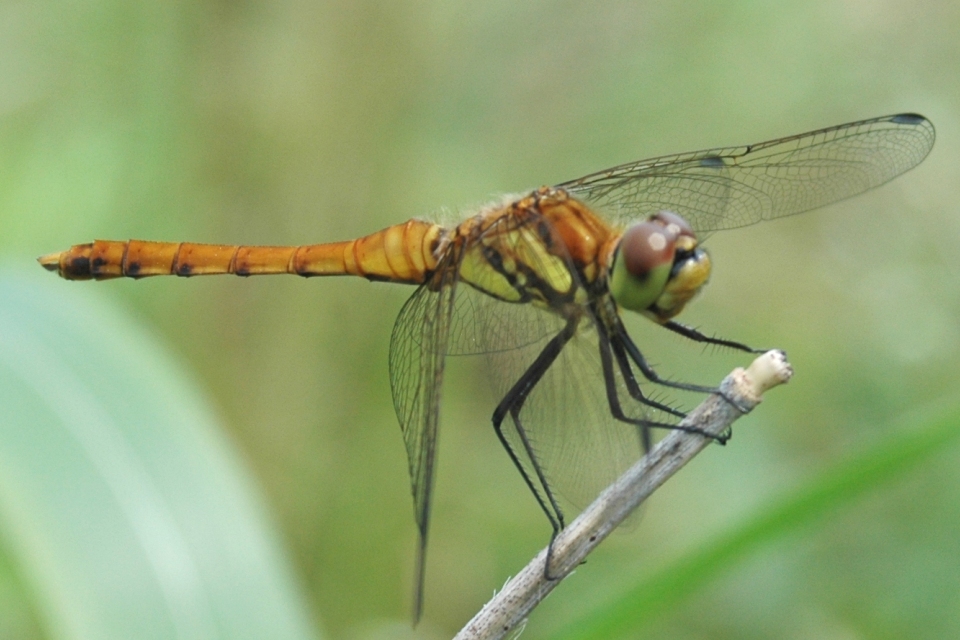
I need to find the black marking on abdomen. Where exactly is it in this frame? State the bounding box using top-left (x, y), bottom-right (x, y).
top-left (69, 256), bottom-right (90, 276)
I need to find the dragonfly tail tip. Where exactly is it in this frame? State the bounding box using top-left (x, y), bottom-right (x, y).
top-left (38, 252), bottom-right (62, 272)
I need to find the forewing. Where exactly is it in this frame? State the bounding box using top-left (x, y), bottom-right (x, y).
top-left (388, 261), bottom-right (458, 621)
top-left (557, 113), bottom-right (935, 232)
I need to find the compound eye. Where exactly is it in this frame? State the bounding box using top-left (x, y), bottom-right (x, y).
top-left (651, 210), bottom-right (696, 241)
top-left (619, 221), bottom-right (678, 280)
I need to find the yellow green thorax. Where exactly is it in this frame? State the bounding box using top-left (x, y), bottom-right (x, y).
top-left (458, 221), bottom-right (572, 304)
top-left (453, 188), bottom-right (613, 306)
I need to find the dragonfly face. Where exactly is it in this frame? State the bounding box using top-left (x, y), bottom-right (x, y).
top-left (39, 112), bottom-right (936, 622)
top-left (608, 210), bottom-right (712, 322)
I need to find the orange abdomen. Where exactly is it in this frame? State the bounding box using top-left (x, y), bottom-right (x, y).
top-left (40, 219), bottom-right (446, 284)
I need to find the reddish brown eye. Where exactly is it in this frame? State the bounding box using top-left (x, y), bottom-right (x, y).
top-left (651, 210), bottom-right (696, 241)
top-left (619, 221), bottom-right (678, 280)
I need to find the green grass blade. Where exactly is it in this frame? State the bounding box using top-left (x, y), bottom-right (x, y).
top-left (0, 265), bottom-right (320, 640)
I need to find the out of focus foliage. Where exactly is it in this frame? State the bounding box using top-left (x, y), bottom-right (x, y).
top-left (1, 2), bottom-right (959, 638)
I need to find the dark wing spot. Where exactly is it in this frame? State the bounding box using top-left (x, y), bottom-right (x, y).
top-left (699, 156), bottom-right (726, 168)
top-left (891, 113), bottom-right (927, 125)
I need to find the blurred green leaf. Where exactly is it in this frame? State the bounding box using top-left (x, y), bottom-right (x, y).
top-left (0, 265), bottom-right (320, 640)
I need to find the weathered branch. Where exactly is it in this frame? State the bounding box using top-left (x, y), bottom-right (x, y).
top-left (455, 350), bottom-right (794, 640)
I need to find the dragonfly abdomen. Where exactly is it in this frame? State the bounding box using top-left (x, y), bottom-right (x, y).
top-left (39, 219), bottom-right (445, 283)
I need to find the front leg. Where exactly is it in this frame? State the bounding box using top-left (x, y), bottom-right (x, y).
top-left (619, 324), bottom-right (754, 415)
top-left (663, 320), bottom-right (765, 354)
top-left (597, 327), bottom-right (729, 449)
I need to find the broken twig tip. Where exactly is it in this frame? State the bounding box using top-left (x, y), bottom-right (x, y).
top-left (742, 349), bottom-right (793, 398)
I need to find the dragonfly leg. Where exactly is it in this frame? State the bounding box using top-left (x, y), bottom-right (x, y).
top-left (492, 406), bottom-right (565, 534)
top-left (662, 320), bottom-right (766, 354)
top-left (620, 327), bottom-right (751, 416)
top-left (507, 405), bottom-right (567, 581)
top-left (492, 320), bottom-right (578, 580)
top-left (610, 338), bottom-right (686, 419)
top-left (618, 328), bottom-right (717, 394)
top-left (599, 328), bottom-right (728, 446)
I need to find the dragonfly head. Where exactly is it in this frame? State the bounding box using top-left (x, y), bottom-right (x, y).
top-left (609, 211), bottom-right (711, 322)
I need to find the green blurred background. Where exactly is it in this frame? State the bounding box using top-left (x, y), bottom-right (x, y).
top-left (2, 1), bottom-right (959, 638)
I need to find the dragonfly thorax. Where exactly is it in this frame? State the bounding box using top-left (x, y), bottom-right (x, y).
top-left (452, 188), bottom-right (618, 309)
top-left (609, 211), bottom-right (711, 322)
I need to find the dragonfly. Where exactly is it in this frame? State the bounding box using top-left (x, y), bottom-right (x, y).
top-left (40, 113), bottom-right (935, 620)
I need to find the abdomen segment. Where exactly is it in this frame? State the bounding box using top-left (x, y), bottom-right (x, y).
top-left (39, 219), bottom-right (445, 284)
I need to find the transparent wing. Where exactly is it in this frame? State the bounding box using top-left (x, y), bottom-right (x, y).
top-left (388, 258), bottom-right (458, 622)
top-left (556, 113), bottom-right (935, 232)
top-left (487, 312), bottom-right (659, 516)
top-left (444, 273), bottom-right (565, 356)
